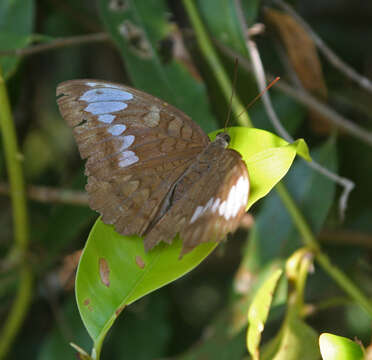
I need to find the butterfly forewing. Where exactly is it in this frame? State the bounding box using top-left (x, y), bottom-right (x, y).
top-left (57, 79), bottom-right (209, 236)
top-left (57, 79), bottom-right (250, 255)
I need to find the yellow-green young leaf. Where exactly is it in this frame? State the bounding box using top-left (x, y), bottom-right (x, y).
top-left (247, 269), bottom-right (283, 360)
top-left (211, 127), bottom-right (311, 209)
top-left (76, 127), bottom-right (309, 353)
top-left (319, 333), bottom-right (364, 360)
top-left (272, 309), bottom-right (319, 360)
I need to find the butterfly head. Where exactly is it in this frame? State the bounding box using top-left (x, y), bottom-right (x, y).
top-left (214, 132), bottom-right (231, 149)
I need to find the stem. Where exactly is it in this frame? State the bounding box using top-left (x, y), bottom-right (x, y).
top-left (0, 267), bottom-right (32, 358)
top-left (0, 67), bottom-right (32, 359)
top-left (231, 0), bottom-right (372, 318)
top-left (0, 182), bottom-right (89, 205)
top-left (276, 183), bottom-right (372, 317)
top-left (295, 252), bottom-right (313, 312)
top-left (235, 3), bottom-right (355, 219)
top-left (214, 40), bottom-right (372, 148)
top-left (183, 0), bottom-right (372, 322)
top-left (0, 33), bottom-right (110, 58)
top-left (316, 253), bottom-right (372, 316)
top-left (182, 0), bottom-right (252, 127)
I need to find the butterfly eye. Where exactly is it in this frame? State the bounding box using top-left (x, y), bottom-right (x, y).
top-left (223, 133), bottom-right (231, 143)
top-left (216, 132), bottom-right (231, 146)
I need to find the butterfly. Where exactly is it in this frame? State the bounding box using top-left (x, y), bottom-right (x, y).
top-left (57, 80), bottom-right (250, 256)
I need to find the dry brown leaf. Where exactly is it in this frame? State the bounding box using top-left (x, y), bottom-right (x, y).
top-left (265, 8), bottom-right (332, 133)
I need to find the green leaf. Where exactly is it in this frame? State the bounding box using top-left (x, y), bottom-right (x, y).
top-left (177, 311), bottom-right (246, 360)
top-left (76, 127), bottom-right (307, 353)
top-left (319, 333), bottom-right (364, 360)
top-left (212, 127), bottom-right (311, 209)
top-left (106, 293), bottom-right (171, 360)
top-left (76, 220), bottom-right (217, 353)
top-left (230, 259), bottom-right (287, 334)
top-left (98, 0), bottom-right (217, 132)
top-left (250, 92), bottom-right (306, 134)
top-left (230, 138), bottom-right (336, 333)
top-left (272, 309), bottom-right (319, 360)
top-left (247, 269), bottom-right (283, 360)
top-left (243, 138), bottom-right (337, 272)
top-left (197, 0), bottom-right (258, 56)
top-left (0, 0), bottom-right (34, 79)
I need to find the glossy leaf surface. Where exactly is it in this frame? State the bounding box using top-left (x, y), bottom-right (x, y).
top-left (319, 333), bottom-right (364, 360)
top-left (247, 268), bottom-right (283, 360)
top-left (272, 309), bottom-right (319, 360)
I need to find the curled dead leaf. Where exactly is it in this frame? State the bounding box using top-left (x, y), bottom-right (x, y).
top-left (265, 8), bottom-right (332, 133)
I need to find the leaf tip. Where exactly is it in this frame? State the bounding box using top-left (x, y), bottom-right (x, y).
top-left (294, 139), bottom-right (312, 162)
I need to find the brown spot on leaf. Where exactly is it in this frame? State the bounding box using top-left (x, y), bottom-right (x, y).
top-left (83, 298), bottom-right (90, 306)
top-left (115, 304), bottom-right (126, 317)
top-left (135, 255), bottom-right (146, 269)
top-left (99, 258), bottom-right (110, 287)
top-left (82, 299), bottom-right (93, 312)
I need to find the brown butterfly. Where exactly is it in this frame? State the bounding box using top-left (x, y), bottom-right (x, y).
top-left (57, 80), bottom-right (249, 256)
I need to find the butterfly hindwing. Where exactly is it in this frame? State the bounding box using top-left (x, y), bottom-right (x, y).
top-left (57, 79), bottom-right (210, 236)
top-left (144, 144), bottom-right (249, 256)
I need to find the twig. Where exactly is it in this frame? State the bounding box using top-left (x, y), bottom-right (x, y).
top-left (235, 0), bottom-right (354, 218)
top-left (319, 229), bottom-right (372, 249)
top-left (0, 33), bottom-right (110, 58)
top-left (276, 182), bottom-right (372, 317)
top-left (214, 40), bottom-right (372, 147)
top-left (235, 0), bottom-right (372, 318)
top-left (273, 0), bottom-right (372, 94)
top-left (303, 297), bottom-right (352, 317)
top-left (0, 67), bottom-right (32, 359)
top-left (0, 182), bottom-right (89, 206)
top-left (274, 80), bottom-right (372, 147)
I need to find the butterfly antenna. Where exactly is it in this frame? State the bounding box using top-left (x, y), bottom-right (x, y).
top-left (237, 77), bottom-right (280, 120)
top-left (224, 58), bottom-right (239, 132)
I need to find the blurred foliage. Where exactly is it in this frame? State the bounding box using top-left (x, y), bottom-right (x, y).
top-left (1, 0), bottom-right (372, 359)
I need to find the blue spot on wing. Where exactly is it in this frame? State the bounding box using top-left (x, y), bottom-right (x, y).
top-left (85, 102), bottom-right (128, 115)
top-left (80, 88), bottom-right (133, 102)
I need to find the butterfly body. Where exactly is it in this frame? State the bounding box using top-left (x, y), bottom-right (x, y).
top-left (57, 79), bottom-right (249, 255)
